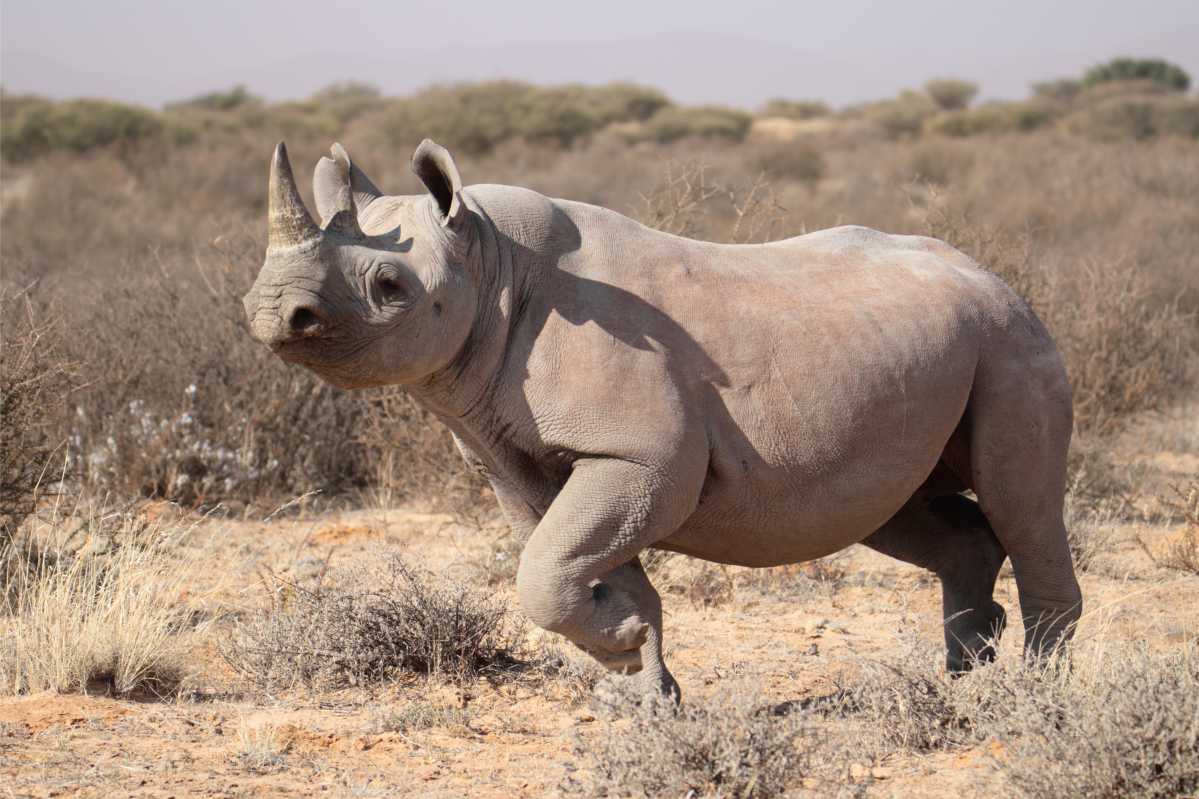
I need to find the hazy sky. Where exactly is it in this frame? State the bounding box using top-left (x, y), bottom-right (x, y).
top-left (3, 0), bottom-right (1198, 109)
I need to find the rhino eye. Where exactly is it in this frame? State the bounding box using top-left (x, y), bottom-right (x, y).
top-left (374, 265), bottom-right (409, 305)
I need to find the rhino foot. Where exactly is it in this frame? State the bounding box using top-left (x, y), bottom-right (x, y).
top-left (947, 599), bottom-right (1007, 674)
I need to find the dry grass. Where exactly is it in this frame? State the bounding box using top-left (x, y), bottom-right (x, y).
top-left (231, 718), bottom-right (290, 772)
top-left (567, 680), bottom-right (809, 798)
top-left (370, 700), bottom-right (474, 734)
top-left (222, 555), bottom-right (525, 689)
top-left (0, 511), bottom-right (202, 696)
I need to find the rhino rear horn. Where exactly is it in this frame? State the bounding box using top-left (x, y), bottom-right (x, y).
top-left (314, 142), bottom-right (381, 236)
top-left (268, 142), bottom-right (321, 250)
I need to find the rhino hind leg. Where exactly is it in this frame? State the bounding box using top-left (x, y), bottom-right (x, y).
top-left (864, 491), bottom-right (1009, 672)
top-left (966, 351), bottom-right (1083, 662)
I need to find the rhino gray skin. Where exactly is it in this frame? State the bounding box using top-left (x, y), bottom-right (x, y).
top-left (244, 140), bottom-right (1082, 698)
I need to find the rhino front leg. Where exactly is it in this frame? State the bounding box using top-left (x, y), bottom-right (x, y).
top-left (515, 456), bottom-right (701, 697)
top-left (589, 558), bottom-right (679, 699)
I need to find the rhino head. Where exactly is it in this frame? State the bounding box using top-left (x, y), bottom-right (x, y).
top-left (243, 140), bottom-right (478, 389)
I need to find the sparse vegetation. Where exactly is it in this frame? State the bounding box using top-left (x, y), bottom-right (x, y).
top-left (568, 681), bottom-right (808, 798)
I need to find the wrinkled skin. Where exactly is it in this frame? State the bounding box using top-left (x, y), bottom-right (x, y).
top-left (244, 140), bottom-right (1082, 699)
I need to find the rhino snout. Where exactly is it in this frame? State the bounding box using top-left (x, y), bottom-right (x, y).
top-left (244, 289), bottom-right (331, 349)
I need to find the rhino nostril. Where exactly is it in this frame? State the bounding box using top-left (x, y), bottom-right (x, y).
top-left (288, 306), bottom-right (325, 335)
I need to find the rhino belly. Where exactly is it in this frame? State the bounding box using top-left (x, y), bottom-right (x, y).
top-left (659, 338), bottom-right (976, 567)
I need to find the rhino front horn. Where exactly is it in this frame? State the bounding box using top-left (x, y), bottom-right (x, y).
top-left (268, 142), bottom-right (321, 250)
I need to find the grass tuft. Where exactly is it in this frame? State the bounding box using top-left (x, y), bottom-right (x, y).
top-left (0, 513), bottom-right (200, 697)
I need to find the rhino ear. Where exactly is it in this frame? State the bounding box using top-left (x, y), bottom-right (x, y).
top-left (412, 139), bottom-right (465, 229)
top-left (313, 142), bottom-right (381, 232)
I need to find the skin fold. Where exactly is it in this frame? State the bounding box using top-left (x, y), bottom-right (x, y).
top-left (243, 140), bottom-right (1083, 699)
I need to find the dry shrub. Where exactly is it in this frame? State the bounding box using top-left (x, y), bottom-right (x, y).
top-left (1144, 482), bottom-right (1199, 575)
top-left (1054, 261), bottom-right (1193, 435)
top-left (636, 161), bottom-right (786, 244)
top-left (0, 289), bottom-right (74, 535)
top-left (61, 237), bottom-right (372, 507)
top-left (833, 637), bottom-right (1199, 798)
top-left (744, 139), bottom-right (825, 186)
top-left (0, 512), bottom-right (200, 696)
top-left (567, 681), bottom-right (808, 798)
top-left (999, 645), bottom-right (1199, 798)
top-left (223, 555), bottom-right (523, 689)
top-left (923, 207), bottom-right (1194, 436)
top-left (356, 388), bottom-right (487, 511)
top-left (834, 642), bottom-right (976, 753)
top-left (906, 140), bottom-right (975, 186)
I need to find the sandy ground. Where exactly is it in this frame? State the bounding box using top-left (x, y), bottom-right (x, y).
top-left (1, 440), bottom-right (1196, 797)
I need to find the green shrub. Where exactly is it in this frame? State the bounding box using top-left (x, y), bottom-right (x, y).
top-left (167, 85), bottom-right (259, 112)
top-left (308, 81), bottom-right (382, 124)
top-left (760, 98), bottom-right (831, 120)
top-left (1032, 79), bottom-right (1083, 104)
top-left (637, 105), bottom-right (753, 144)
top-left (1084, 57), bottom-right (1190, 92)
top-left (926, 102), bottom-right (1053, 137)
top-left (236, 101), bottom-right (341, 140)
top-left (1065, 96), bottom-right (1181, 141)
top-left (1, 99), bottom-right (163, 162)
top-left (1161, 99), bottom-right (1199, 138)
top-left (516, 85), bottom-right (598, 147)
top-left (379, 80), bottom-right (531, 154)
top-left (378, 81), bottom-right (672, 154)
top-left (868, 91), bottom-right (938, 139)
top-left (923, 78), bottom-right (979, 111)
top-left (586, 82), bottom-right (673, 124)
top-left (748, 139), bottom-right (825, 185)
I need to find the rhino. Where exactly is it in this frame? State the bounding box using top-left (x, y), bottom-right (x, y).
top-left (243, 140), bottom-right (1082, 698)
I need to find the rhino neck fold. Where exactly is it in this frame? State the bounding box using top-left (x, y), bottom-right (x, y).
top-left (407, 186), bottom-right (546, 426)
